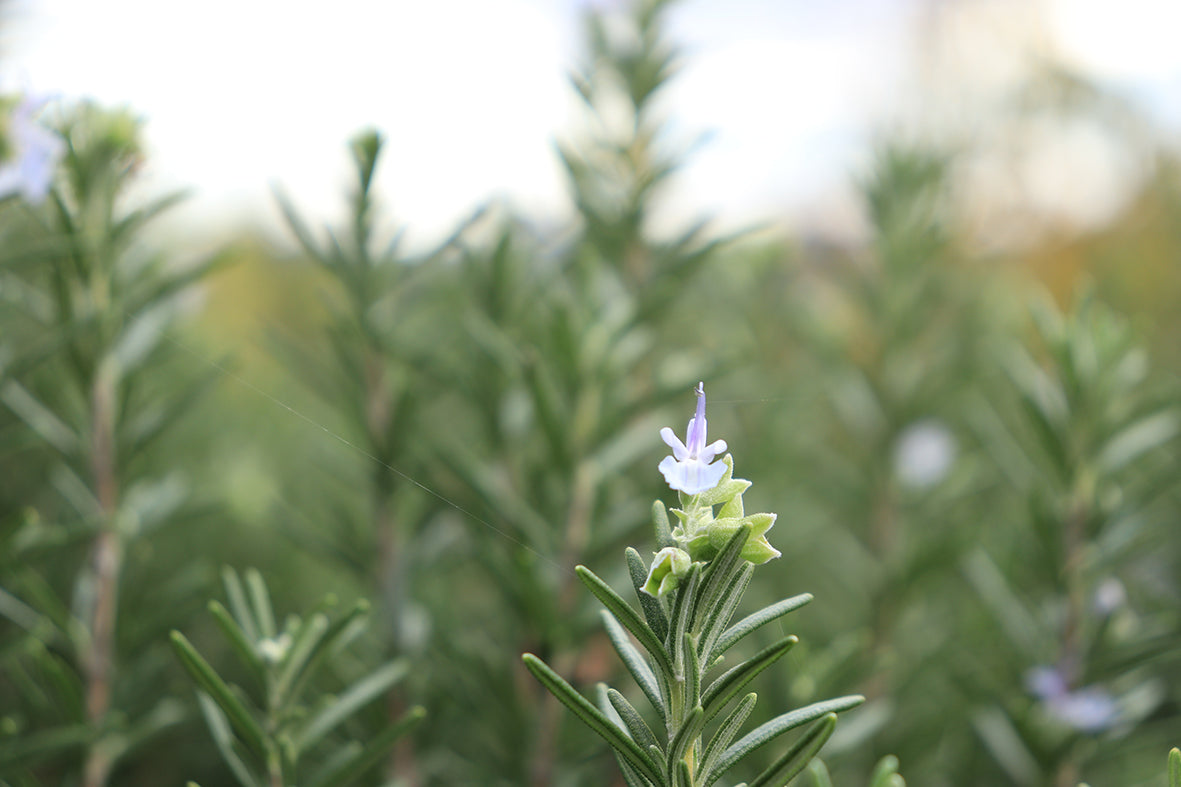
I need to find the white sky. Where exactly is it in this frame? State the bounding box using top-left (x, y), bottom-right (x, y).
top-left (3, 0), bottom-right (1181, 249)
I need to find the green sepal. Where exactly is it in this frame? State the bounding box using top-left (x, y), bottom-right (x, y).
top-left (607, 687), bottom-right (663, 755)
top-left (170, 630), bottom-right (267, 757)
top-left (627, 546), bottom-right (669, 641)
top-left (602, 611), bottom-right (666, 724)
top-left (748, 713), bottom-right (837, 787)
top-left (303, 705), bottom-right (425, 787)
top-left (699, 692), bottom-right (757, 784)
top-left (696, 456), bottom-right (751, 507)
top-left (522, 654), bottom-right (667, 787)
top-left (709, 696), bottom-right (864, 782)
top-left (706, 513), bottom-right (780, 564)
top-left (712, 594), bottom-right (813, 659)
top-left (578, 566), bottom-right (674, 677)
top-left (701, 636), bottom-right (797, 724)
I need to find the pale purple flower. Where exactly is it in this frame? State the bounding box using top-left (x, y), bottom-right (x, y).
top-left (0, 95), bottom-right (64, 205)
top-left (893, 419), bottom-right (956, 488)
top-left (1026, 665), bottom-right (1118, 733)
top-left (659, 382), bottom-right (728, 495)
top-left (1092, 577), bottom-right (1126, 617)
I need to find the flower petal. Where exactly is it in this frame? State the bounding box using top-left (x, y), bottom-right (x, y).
top-left (660, 427), bottom-right (689, 461)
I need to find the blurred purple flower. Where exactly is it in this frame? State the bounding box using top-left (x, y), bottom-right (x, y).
top-left (659, 382), bottom-right (728, 495)
top-left (0, 95), bottom-right (64, 204)
top-left (1026, 665), bottom-right (1118, 733)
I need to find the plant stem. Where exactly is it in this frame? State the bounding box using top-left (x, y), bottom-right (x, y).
top-left (83, 360), bottom-right (120, 787)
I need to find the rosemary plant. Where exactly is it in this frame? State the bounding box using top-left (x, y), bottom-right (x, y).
top-left (170, 567), bottom-right (424, 787)
top-left (525, 384), bottom-right (863, 787)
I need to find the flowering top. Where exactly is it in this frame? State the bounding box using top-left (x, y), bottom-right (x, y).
top-left (658, 382), bottom-right (728, 495)
top-left (0, 95), bottom-right (64, 205)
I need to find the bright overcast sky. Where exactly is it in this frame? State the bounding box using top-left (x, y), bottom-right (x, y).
top-left (3, 0), bottom-right (1181, 249)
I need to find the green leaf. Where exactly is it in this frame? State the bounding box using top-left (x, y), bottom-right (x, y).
top-left (667, 705), bottom-right (704, 785)
top-left (244, 569), bottom-right (276, 639)
top-left (221, 567), bottom-right (258, 642)
top-left (1169, 748), bottom-right (1180, 787)
top-left (807, 759), bottom-right (833, 787)
top-left (602, 611), bottom-right (666, 723)
top-left (668, 565), bottom-right (701, 674)
top-left (577, 566), bottom-right (673, 677)
top-left (522, 654), bottom-right (667, 787)
top-left (208, 601), bottom-right (265, 684)
top-left (170, 630), bottom-right (267, 757)
top-left (296, 659), bottom-right (408, 750)
top-left (701, 636), bottom-right (797, 724)
top-left (684, 632), bottom-right (701, 713)
top-left (1, 381), bottom-right (78, 457)
top-left (304, 705), bottom-right (425, 787)
top-left (695, 525), bottom-right (751, 629)
top-left (712, 594), bottom-right (813, 660)
top-left (273, 612), bottom-right (330, 706)
top-left (699, 693), bottom-right (757, 784)
top-left (709, 696), bottom-right (864, 780)
top-left (1099, 410), bottom-right (1179, 473)
top-left (627, 546), bottom-right (669, 642)
top-left (607, 687), bottom-right (663, 755)
top-left (869, 755), bottom-right (903, 787)
top-left (196, 693), bottom-right (263, 787)
top-left (748, 714), bottom-right (837, 787)
top-left (653, 500), bottom-right (675, 549)
top-left (697, 564), bottom-right (753, 665)
top-left (0, 723), bottom-right (91, 770)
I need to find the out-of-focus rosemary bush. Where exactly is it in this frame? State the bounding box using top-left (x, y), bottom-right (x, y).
top-left (0, 101), bottom-right (221, 786)
top-left (170, 567), bottom-right (424, 787)
top-left (960, 291), bottom-right (1180, 786)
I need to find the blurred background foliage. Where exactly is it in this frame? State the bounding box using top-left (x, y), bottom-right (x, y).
top-left (2, 0), bottom-right (1181, 785)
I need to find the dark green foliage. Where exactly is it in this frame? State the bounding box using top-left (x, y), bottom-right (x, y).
top-left (526, 522), bottom-right (863, 786)
top-left (3, 1), bottom-right (1181, 785)
top-left (170, 568), bottom-right (423, 787)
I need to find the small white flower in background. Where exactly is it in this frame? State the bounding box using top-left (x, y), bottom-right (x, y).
top-left (0, 94), bottom-right (64, 205)
top-left (893, 419), bottom-right (956, 488)
top-left (1092, 577), bottom-right (1126, 617)
top-left (257, 632), bottom-right (292, 664)
top-left (659, 382), bottom-right (728, 495)
top-left (1026, 665), bottom-right (1119, 733)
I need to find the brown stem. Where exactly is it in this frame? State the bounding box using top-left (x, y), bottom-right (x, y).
top-left (83, 362), bottom-right (120, 787)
